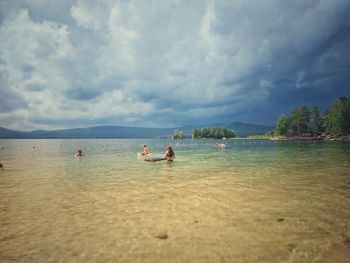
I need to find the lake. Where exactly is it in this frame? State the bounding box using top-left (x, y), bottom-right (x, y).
top-left (0, 139), bottom-right (349, 263)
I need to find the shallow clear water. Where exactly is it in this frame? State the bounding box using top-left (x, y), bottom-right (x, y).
top-left (0, 139), bottom-right (349, 263)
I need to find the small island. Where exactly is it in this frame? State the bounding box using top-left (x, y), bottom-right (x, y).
top-left (171, 127), bottom-right (236, 139)
top-left (192, 127), bottom-right (236, 139)
top-left (172, 129), bottom-right (185, 139)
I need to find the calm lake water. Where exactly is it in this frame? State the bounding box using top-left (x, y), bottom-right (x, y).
top-left (0, 139), bottom-right (349, 263)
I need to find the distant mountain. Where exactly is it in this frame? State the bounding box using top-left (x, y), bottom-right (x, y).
top-left (0, 122), bottom-right (274, 139)
top-left (0, 126), bottom-right (175, 139)
top-left (0, 127), bottom-right (28, 138)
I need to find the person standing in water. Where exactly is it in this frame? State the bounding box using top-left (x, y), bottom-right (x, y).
top-left (163, 146), bottom-right (175, 161)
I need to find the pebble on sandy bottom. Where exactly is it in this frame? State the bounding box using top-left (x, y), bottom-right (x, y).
top-left (343, 236), bottom-right (350, 246)
top-left (154, 230), bottom-right (168, 239)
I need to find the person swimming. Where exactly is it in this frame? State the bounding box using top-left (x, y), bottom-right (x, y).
top-left (217, 142), bottom-right (226, 149)
top-left (74, 149), bottom-right (84, 157)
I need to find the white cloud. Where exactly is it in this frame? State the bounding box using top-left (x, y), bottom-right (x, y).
top-left (70, 0), bottom-right (112, 30)
top-left (0, 8), bottom-right (73, 129)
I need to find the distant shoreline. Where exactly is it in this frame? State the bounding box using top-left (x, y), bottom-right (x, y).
top-left (269, 135), bottom-right (350, 141)
top-left (1, 135), bottom-right (349, 141)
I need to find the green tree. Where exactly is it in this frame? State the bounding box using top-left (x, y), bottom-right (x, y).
top-left (322, 97), bottom-right (350, 135)
top-left (201, 128), bottom-right (210, 138)
top-left (224, 128), bottom-right (235, 138)
top-left (192, 128), bottom-right (199, 139)
top-left (265, 130), bottom-right (275, 137)
top-left (172, 129), bottom-right (185, 139)
top-left (275, 114), bottom-right (291, 136)
top-left (309, 106), bottom-right (321, 135)
top-left (290, 106), bottom-right (310, 135)
top-left (210, 127), bottom-right (224, 139)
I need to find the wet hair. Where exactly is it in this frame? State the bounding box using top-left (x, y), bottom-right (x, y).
top-left (166, 146), bottom-right (174, 157)
top-left (143, 144), bottom-right (147, 147)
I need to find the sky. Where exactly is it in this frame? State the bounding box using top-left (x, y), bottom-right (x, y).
top-left (0, 0), bottom-right (349, 131)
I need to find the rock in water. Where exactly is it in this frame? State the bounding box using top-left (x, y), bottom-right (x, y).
top-left (0, 163), bottom-right (3, 168)
top-left (155, 230), bottom-right (168, 239)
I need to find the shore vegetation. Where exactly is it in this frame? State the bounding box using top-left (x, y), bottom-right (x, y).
top-left (172, 129), bottom-right (185, 139)
top-left (192, 127), bottom-right (236, 139)
top-left (271, 97), bottom-right (349, 140)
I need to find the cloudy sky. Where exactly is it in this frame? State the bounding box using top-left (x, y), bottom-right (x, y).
top-left (0, 0), bottom-right (349, 131)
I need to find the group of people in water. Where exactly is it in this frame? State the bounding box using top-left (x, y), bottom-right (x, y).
top-left (74, 140), bottom-right (228, 160)
top-left (138, 144), bottom-right (175, 162)
top-left (74, 145), bottom-right (175, 162)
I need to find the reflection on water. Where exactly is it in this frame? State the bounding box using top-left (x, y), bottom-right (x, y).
top-left (0, 139), bottom-right (349, 263)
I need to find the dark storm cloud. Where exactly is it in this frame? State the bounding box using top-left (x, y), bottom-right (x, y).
top-left (67, 88), bottom-right (102, 101)
top-left (0, 73), bottom-right (27, 112)
top-left (0, 0), bottom-right (349, 130)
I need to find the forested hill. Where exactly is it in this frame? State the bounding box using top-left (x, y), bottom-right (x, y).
top-left (0, 122), bottom-right (274, 139)
top-left (0, 127), bottom-right (28, 138)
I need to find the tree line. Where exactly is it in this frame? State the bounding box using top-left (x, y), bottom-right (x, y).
top-left (274, 97), bottom-right (350, 136)
top-left (192, 127), bottom-right (236, 139)
top-left (171, 127), bottom-right (235, 139)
